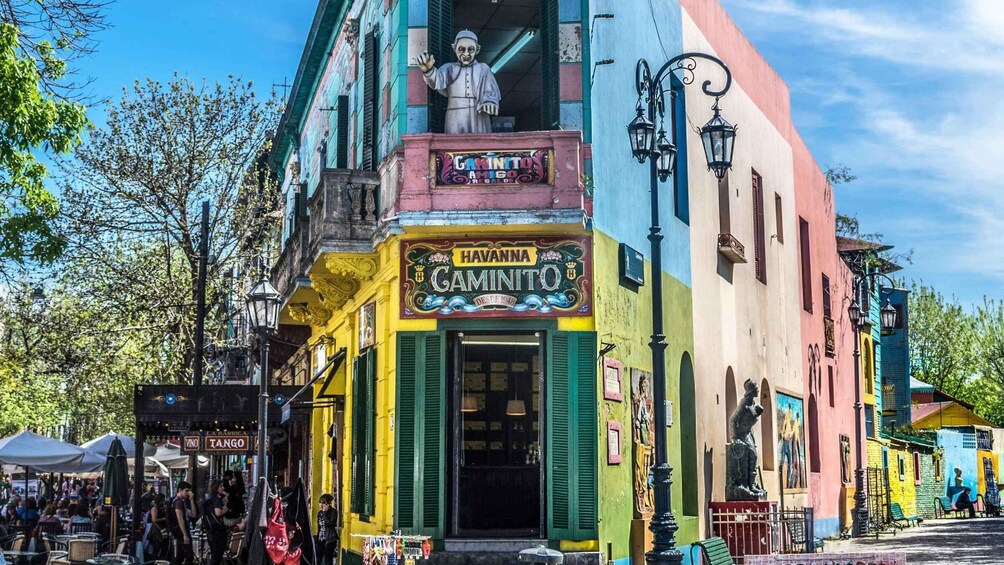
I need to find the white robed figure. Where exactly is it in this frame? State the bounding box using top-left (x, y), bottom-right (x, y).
top-left (417, 30), bottom-right (501, 134)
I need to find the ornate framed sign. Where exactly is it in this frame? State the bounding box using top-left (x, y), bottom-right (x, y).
top-left (358, 301), bottom-right (376, 350)
top-left (607, 421), bottom-right (623, 465)
top-left (603, 357), bottom-right (623, 402)
top-left (433, 149), bottom-right (552, 187)
top-left (401, 237), bottom-right (591, 318)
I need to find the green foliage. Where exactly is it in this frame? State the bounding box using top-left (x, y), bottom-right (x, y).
top-left (0, 23), bottom-right (87, 268)
top-left (908, 281), bottom-right (979, 399)
top-left (973, 298), bottom-right (1004, 425)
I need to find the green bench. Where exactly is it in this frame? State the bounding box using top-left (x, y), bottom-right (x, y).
top-left (692, 536), bottom-right (736, 565)
top-left (935, 495), bottom-right (965, 518)
top-left (889, 502), bottom-right (921, 528)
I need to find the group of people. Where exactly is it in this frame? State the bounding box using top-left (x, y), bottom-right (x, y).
top-left (0, 493), bottom-right (121, 546)
top-left (140, 471), bottom-right (247, 565)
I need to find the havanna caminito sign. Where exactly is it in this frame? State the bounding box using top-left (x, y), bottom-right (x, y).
top-left (434, 149), bottom-right (551, 187)
top-left (401, 237), bottom-right (591, 318)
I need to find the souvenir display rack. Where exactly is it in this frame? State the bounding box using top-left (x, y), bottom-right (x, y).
top-left (354, 533), bottom-right (431, 565)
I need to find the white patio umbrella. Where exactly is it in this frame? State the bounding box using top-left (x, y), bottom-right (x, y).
top-left (148, 443), bottom-right (208, 469)
top-left (0, 429), bottom-right (87, 495)
top-left (82, 432), bottom-right (157, 458)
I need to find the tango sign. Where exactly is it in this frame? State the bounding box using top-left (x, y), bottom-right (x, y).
top-left (401, 237), bottom-right (591, 318)
top-left (204, 434), bottom-right (251, 452)
top-left (434, 149), bottom-right (551, 186)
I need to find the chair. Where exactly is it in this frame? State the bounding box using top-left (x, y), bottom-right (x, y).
top-left (784, 517), bottom-right (824, 553)
top-left (35, 523), bottom-right (63, 547)
top-left (46, 551), bottom-right (68, 565)
top-left (12, 534), bottom-right (27, 552)
top-left (68, 522), bottom-right (93, 535)
top-left (935, 496), bottom-right (965, 518)
top-left (28, 552), bottom-right (49, 565)
top-left (67, 538), bottom-right (96, 562)
top-left (222, 532), bottom-right (244, 565)
top-left (889, 502), bottom-right (921, 528)
top-left (692, 537), bottom-right (736, 565)
top-left (0, 534), bottom-right (23, 550)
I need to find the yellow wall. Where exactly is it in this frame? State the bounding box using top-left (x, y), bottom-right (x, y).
top-left (976, 450), bottom-right (1000, 495)
top-left (861, 332), bottom-right (875, 406)
top-left (866, 438), bottom-right (919, 519)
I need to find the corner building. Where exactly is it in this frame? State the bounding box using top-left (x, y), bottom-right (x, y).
top-left (268, 1), bottom-right (697, 564)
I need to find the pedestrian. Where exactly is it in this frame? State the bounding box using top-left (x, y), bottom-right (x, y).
top-left (316, 493), bottom-right (338, 565)
top-left (140, 482), bottom-right (156, 514)
top-left (222, 471), bottom-right (245, 528)
top-left (65, 500), bottom-right (92, 533)
top-left (143, 493), bottom-right (168, 560)
top-left (202, 480), bottom-right (229, 565)
top-left (168, 481), bottom-right (196, 565)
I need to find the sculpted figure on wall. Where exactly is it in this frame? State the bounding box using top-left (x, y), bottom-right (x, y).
top-left (726, 379), bottom-right (768, 501)
top-left (631, 369), bottom-right (655, 517)
top-left (417, 30), bottom-right (501, 134)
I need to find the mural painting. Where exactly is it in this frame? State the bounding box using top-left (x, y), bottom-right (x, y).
top-left (777, 391), bottom-right (807, 492)
top-left (631, 368), bottom-right (654, 517)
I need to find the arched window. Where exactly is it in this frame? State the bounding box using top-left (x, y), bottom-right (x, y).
top-left (760, 379), bottom-right (775, 471)
top-left (808, 394), bottom-right (820, 473)
top-left (725, 367), bottom-right (737, 443)
top-left (680, 353), bottom-right (698, 516)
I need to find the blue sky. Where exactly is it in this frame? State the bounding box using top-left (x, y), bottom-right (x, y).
top-left (721, 0), bottom-right (1004, 306)
top-left (69, 1), bottom-right (1000, 305)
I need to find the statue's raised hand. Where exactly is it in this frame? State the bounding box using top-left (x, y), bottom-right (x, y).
top-left (478, 102), bottom-right (498, 116)
top-left (417, 52), bottom-right (435, 73)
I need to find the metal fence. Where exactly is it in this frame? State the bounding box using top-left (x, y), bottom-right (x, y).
top-left (709, 504), bottom-right (817, 563)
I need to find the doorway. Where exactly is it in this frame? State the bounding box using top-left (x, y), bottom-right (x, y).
top-left (449, 331), bottom-right (543, 537)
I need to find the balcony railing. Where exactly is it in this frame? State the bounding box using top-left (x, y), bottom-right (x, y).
top-left (718, 233), bottom-right (747, 263)
top-left (272, 168), bottom-right (380, 299)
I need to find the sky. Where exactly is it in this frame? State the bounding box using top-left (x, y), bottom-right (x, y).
top-left (720, 0), bottom-right (1004, 307)
top-left (66, 1), bottom-right (1002, 306)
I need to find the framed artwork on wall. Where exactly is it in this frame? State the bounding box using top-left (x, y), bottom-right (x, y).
top-left (358, 301), bottom-right (376, 350)
top-left (777, 391), bottom-right (807, 493)
top-left (603, 357), bottom-right (623, 401)
top-left (607, 421), bottom-right (623, 464)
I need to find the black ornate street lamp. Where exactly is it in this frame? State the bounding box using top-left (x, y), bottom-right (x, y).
top-left (245, 275), bottom-right (281, 483)
top-left (847, 272), bottom-right (899, 537)
top-left (627, 53), bottom-right (734, 565)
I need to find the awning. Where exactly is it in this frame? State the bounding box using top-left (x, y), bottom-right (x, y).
top-left (281, 347), bottom-right (346, 423)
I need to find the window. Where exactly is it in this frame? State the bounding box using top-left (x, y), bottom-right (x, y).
top-left (823, 274), bottom-right (834, 356)
top-left (913, 452), bottom-right (922, 485)
top-left (799, 218), bottom-right (812, 312)
top-left (865, 405), bottom-right (875, 438)
top-left (822, 275), bottom-right (831, 317)
top-left (893, 304), bottom-right (904, 329)
top-left (808, 394), bottom-right (820, 473)
top-left (828, 366), bottom-right (835, 408)
top-left (361, 29), bottom-right (379, 171)
top-left (774, 193), bottom-right (784, 243)
top-left (350, 347), bottom-right (377, 519)
top-left (934, 455), bottom-right (942, 482)
top-left (752, 170), bottom-right (767, 284)
top-left (898, 455), bottom-right (905, 480)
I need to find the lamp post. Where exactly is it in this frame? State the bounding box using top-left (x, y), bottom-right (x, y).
top-left (628, 54), bottom-right (734, 565)
top-left (847, 272), bottom-right (899, 537)
top-left (245, 276), bottom-right (281, 483)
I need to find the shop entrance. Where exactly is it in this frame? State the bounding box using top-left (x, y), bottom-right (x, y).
top-left (449, 331), bottom-right (543, 537)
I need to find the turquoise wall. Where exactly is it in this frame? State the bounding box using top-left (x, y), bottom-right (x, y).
top-left (588, 0), bottom-right (690, 287)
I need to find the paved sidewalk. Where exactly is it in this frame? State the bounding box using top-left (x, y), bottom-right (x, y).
top-left (822, 518), bottom-right (1004, 564)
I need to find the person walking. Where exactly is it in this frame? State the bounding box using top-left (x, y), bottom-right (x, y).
top-left (168, 482), bottom-right (196, 565)
top-left (316, 494), bottom-right (338, 565)
top-left (202, 480), bottom-right (229, 565)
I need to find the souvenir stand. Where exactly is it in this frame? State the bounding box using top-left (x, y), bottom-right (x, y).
top-left (354, 533), bottom-right (432, 565)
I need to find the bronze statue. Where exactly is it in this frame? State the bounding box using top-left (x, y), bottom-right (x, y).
top-left (726, 379), bottom-right (768, 501)
top-left (417, 30), bottom-right (501, 134)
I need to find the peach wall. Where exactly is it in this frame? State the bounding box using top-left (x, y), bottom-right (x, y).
top-left (680, 0), bottom-right (858, 537)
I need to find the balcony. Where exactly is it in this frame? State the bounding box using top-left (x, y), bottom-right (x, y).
top-left (385, 131), bottom-right (588, 227)
top-left (718, 233), bottom-right (747, 263)
top-left (272, 168), bottom-right (381, 325)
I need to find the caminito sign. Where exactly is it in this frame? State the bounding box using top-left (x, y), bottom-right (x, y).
top-left (401, 237), bottom-right (591, 318)
top-left (434, 149), bottom-right (551, 186)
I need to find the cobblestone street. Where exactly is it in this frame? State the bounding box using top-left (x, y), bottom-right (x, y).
top-left (822, 518), bottom-right (1004, 564)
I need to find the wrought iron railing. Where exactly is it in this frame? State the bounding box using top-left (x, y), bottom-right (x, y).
top-left (709, 504), bottom-right (818, 563)
top-left (718, 233), bottom-right (747, 263)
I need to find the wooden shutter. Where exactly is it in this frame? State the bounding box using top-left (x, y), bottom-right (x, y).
top-left (546, 331), bottom-right (597, 539)
top-left (394, 332), bottom-right (445, 537)
top-left (335, 95), bottom-right (349, 169)
top-left (753, 171), bottom-right (767, 284)
top-left (350, 355), bottom-right (363, 514)
top-left (539, 0), bottom-right (560, 130)
top-left (363, 347), bottom-right (376, 518)
top-left (427, 0), bottom-right (452, 134)
top-left (362, 29), bottom-right (378, 171)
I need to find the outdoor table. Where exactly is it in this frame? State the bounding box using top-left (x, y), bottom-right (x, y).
top-left (86, 557), bottom-right (131, 565)
top-left (3, 550), bottom-right (41, 565)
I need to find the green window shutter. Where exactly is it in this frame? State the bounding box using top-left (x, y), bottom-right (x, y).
top-left (539, 0), bottom-right (560, 130)
top-left (335, 95), bottom-right (349, 169)
top-left (363, 347), bottom-right (377, 518)
top-left (546, 331), bottom-right (597, 540)
top-left (427, 0), bottom-right (453, 134)
top-left (394, 332), bottom-right (445, 537)
top-left (362, 29), bottom-right (378, 171)
top-left (350, 355), bottom-right (363, 514)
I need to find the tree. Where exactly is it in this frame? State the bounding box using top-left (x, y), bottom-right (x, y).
top-left (0, 23), bottom-right (87, 273)
top-left (908, 281), bottom-right (979, 399)
top-left (59, 75), bottom-right (280, 382)
top-left (974, 298), bottom-right (1004, 424)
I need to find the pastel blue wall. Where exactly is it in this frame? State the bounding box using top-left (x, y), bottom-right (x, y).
top-left (880, 288), bottom-right (910, 430)
top-left (588, 0), bottom-right (691, 287)
top-left (939, 428), bottom-right (978, 499)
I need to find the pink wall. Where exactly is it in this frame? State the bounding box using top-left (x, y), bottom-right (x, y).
top-left (680, 0), bottom-right (858, 533)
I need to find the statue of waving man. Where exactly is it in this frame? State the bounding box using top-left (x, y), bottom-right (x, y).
top-left (417, 30), bottom-right (501, 134)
